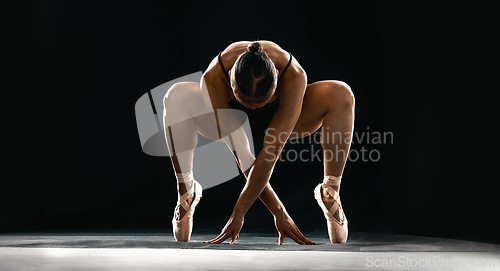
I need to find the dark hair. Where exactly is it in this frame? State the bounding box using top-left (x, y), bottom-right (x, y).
top-left (231, 42), bottom-right (277, 100)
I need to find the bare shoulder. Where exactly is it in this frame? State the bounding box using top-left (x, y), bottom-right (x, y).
top-left (201, 67), bottom-right (232, 108)
top-left (222, 41), bottom-right (252, 59)
top-left (259, 40), bottom-right (286, 57)
top-left (260, 41), bottom-right (306, 76)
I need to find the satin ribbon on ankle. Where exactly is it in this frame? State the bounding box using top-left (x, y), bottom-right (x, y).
top-left (176, 171), bottom-right (194, 194)
top-left (323, 175), bottom-right (341, 187)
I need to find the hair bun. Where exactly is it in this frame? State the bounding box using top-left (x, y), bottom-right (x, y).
top-left (247, 42), bottom-right (262, 53)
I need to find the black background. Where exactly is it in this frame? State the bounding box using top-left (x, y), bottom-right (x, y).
top-left (5, 1), bottom-right (498, 244)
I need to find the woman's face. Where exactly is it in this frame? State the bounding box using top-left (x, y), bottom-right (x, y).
top-left (233, 89), bottom-right (275, 109)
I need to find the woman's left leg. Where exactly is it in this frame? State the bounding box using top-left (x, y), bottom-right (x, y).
top-left (289, 80), bottom-right (355, 243)
top-left (291, 80), bottom-right (355, 176)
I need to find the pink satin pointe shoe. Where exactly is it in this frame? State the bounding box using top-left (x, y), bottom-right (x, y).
top-left (172, 180), bottom-right (202, 242)
top-left (314, 176), bottom-right (348, 243)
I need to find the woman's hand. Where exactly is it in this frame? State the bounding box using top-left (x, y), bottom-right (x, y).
top-left (204, 213), bottom-right (244, 244)
top-left (274, 212), bottom-right (315, 245)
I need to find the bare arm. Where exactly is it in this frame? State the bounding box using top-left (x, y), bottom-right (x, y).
top-left (244, 168), bottom-right (284, 215)
top-left (232, 69), bottom-right (307, 217)
top-left (206, 67), bottom-right (308, 244)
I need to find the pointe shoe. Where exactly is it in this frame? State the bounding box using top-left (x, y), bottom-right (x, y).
top-left (172, 180), bottom-right (202, 242)
top-left (314, 180), bottom-right (348, 243)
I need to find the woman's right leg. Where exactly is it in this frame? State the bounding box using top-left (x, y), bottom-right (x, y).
top-left (163, 82), bottom-right (207, 241)
top-left (163, 81), bottom-right (258, 241)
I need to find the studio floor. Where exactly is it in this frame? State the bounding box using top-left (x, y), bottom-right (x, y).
top-left (0, 231), bottom-right (498, 271)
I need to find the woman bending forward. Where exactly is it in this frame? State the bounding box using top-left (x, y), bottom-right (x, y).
top-left (163, 40), bottom-right (354, 245)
